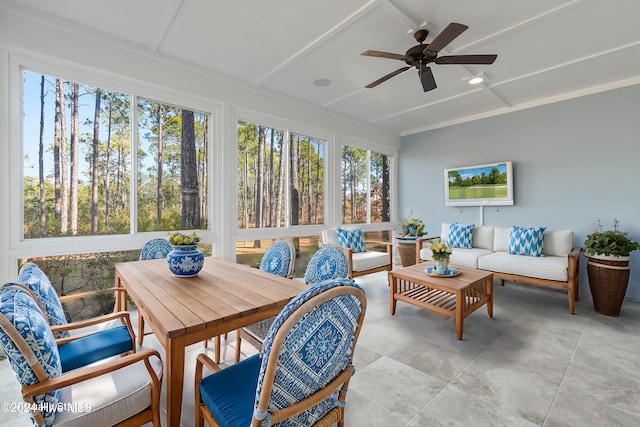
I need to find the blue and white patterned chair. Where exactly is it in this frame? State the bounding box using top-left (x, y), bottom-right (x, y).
top-left (259, 240), bottom-right (296, 278)
top-left (235, 241), bottom-right (297, 363)
top-left (138, 238), bottom-right (173, 346)
top-left (303, 245), bottom-right (350, 285)
top-left (14, 262), bottom-right (135, 372)
top-left (139, 238), bottom-right (172, 261)
top-left (195, 278), bottom-right (367, 427)
top-left (321, 228), bottom-right (392, 279)
top-left (0, 285), bottom-right (164, 427)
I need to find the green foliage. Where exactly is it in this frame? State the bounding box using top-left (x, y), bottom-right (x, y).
top-left (400, 215), bottom-right (425, 236)
top-left (584, 218), bottom-right (639, 257)
top-left (168, 231), bottom-right (201, 245)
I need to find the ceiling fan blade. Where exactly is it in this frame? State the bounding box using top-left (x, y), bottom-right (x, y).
top-left (424, 22), bottom-right (468, 55)
top-left (365, 66), bottom-right (411, 88)
top-left (361, 50), bottom-right (407, 61)
top-left (419, 64), bottom-right (437, 92)
top-left (436, 54), bottom-right (497, 65)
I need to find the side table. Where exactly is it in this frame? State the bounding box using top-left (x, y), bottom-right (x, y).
top-left (396, 235), bottom-right (420, 267)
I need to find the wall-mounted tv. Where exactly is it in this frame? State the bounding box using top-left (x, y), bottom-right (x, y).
top-left (444, 161), bottom-right (514, 206)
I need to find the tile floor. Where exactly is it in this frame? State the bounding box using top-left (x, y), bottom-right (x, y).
top-left (2, 271), bottom-right (640, 426)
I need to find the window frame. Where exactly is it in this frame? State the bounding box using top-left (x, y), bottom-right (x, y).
top-left (234, 108), bottom-right (334, 241)
top-left (9, 53), bottom-right (220, 258)
top-left (339, 135), bottom-right (397, 232)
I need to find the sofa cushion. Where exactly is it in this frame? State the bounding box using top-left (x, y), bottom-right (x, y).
top-left (472, 226), bottom-right (495, 250)
top-left (542, 230), bottom-right (573, 256)
top-left (419, 247), bottom-right (493, 268)
top-left (336, 228), bottom-right (365, 253)
top-left (447, 223), bottom-right (474, 249)
top-left (508, 226), bottom-right (547, 257)
top-left (321, 229), bottom-right (340, 246)
top-left (352, 251), bottom-right (389, 272)
top-left (493, 227), bottom-right (512, 252)
top-left (53, 352), bottom-right (163, 426)
top-left (478, 252), bottom-right (568, 282)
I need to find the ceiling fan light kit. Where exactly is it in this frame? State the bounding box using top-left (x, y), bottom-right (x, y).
top-left (361, 22), bottom-right (497, 92)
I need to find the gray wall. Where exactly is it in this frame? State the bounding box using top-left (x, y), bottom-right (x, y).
top-left (399, 85), bottom-right (640, 300)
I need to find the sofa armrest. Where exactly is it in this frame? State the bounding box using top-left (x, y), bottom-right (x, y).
top-left (414, 236), bottom-right (440, 264)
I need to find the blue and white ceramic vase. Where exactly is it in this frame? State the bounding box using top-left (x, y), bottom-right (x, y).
top-left (435, 258), bottom-right (450, 275)
top-left (167, 245), bottom-right (204, 277)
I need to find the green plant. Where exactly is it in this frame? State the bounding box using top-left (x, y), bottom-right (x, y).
top-left (584, 218), bottom-right (639, 257)
top-left (401, 215), bottom-right (425, 236)
top-left (168, 231), bottom-right (201, 246)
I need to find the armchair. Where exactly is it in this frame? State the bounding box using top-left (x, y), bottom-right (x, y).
top-left (234, 244), bottom-right (347, 363)
top-left (0, 285), bottom-right (163, 427)
top-left (320, 228), bottom-right (392, 279)
top-left (196, 278), bottom-right (366, 427)
top-left (14, 262), bottom-right (135, 371)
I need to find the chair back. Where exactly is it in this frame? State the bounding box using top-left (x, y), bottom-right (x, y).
top-left (253, 278), bottom-right (366, 427)
top-left (304, 246), bottom-right (349, 285)
top-left (259, 240), bottom-right (296, 278)
top-left (140, 238), bottom-right (172, 260)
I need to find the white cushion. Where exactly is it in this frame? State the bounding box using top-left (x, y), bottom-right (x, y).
top-left (542, 230), bottom-right (573, 256)
top-left (352, 251), bottom-right (389, 272)
top-left (321, 229), bottom-right (340, 246)
top-left (478, 252), bottom-right (568, 282)
top-left (53, 355), bottom-right (163, 427)
top-left (472, 226), bottom-right (494, 250)
top-left (493, 227), bottom-right (511, 252)
top-left (419, 247), bottom-right (493, 268)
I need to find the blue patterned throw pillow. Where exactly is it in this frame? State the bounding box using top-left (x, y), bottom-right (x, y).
top-left (447, 223), bottom-right (474, 249)
top-left (508, 226), bottom-right (547, 256)
top-left (17, 262), bottom-right (70, 339)
top-left (336, 228), bottom-right (365, 253)
top-left (0, 286), bottom-right (62, 426)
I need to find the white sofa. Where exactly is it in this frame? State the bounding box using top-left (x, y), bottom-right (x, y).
top-left (416, 223), bottom-right (581, 314)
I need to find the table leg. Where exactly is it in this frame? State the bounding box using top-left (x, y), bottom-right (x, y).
top-left (455, 290), bottom-right (464, 340)
top-left (487, 277), bottom-right (494, 318)
top-left (389, 273), bottom-right (397, 315)
top-left (166, 336), bottom-right (186, 427)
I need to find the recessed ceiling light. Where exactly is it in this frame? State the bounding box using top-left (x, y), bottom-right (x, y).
top-left (468, 76), bottom-right (484, 85)
top-left (313, 78), bottom-right (331, 87)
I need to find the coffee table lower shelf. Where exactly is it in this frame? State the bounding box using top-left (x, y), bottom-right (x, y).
top-left (389, 264), bottom-right (494, 340)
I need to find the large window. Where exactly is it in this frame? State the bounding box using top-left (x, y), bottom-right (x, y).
top-left (237, 121), bottom-right (325, 229)
top-left (341, 146), bottom-right (392, 224)
top-left (21, 70), bottom-right (209, 239)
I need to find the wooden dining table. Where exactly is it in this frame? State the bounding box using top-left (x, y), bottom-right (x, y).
top-left (114, 257), bottom-right (308, 427)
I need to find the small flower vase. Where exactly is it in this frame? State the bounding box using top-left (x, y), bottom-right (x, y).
top-left (435, 258), bottom-right (449, 275)
top-left (167, 245), bottom-right (205, 277)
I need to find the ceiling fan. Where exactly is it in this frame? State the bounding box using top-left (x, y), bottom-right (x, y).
top-left (361, 22), bottom-right (497, 92)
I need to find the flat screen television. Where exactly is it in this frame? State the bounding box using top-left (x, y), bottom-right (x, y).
top-left (444, 161), bottom-right (514, 206)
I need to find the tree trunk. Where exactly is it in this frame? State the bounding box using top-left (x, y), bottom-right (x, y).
top-left (38, 76), bottom-right (46, 235)
top-left (57, 80), bottom-right (68, 234)
top-left (255, 126), bottom-right (265, 229)
top-left (181, 110), bottom-right (200, 228)
top-left (70, 83), bottom-right (79, 236)
top-left (90, 89), bottom-right (101, 235)
top-left (290, 134), bottom-right (299, 226)
top-left (104, 94), bottom-right (112, 226)
top-left (382, 154), bottom-right (390, 222)
top-left (156, 104), bottom-right (164, 223)
top-left (276, 131), bottom-right (285, 227)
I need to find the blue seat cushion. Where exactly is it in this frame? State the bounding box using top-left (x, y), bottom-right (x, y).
top-left (57, 325), bottom-right (133, 372)
top-left (200, 354), bottom-right (261, 427)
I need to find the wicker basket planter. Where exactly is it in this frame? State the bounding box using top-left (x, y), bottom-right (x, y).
top-left (586, 254), bottom-right (630, 317)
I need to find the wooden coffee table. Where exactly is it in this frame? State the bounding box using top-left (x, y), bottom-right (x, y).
top-left (389, 263), bottom-right (493, 340)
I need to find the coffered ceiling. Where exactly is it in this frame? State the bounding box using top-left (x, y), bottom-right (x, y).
top-left (6, 0), bottom-right (640, 135)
